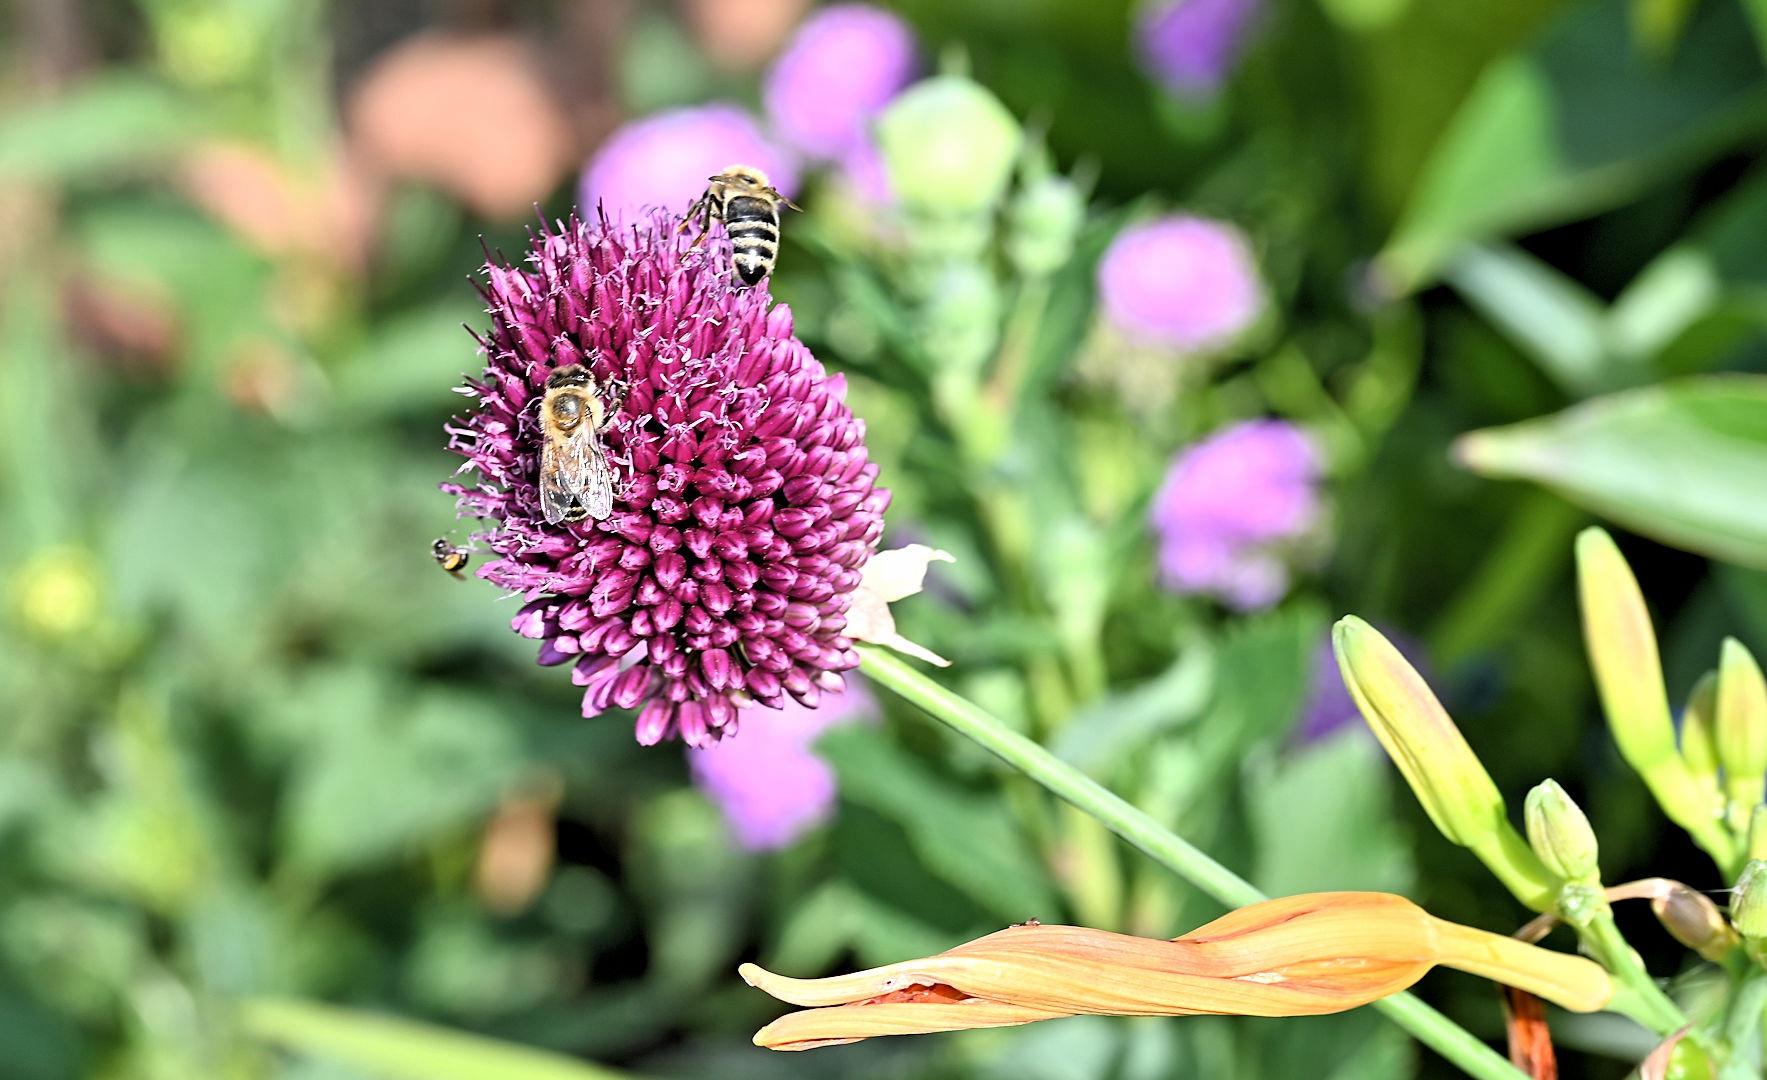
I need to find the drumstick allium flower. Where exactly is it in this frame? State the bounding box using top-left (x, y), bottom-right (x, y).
top-left (444, 209), bottom-right (889, 746)
top-left (742, 891), bottom-right (1612, 1049)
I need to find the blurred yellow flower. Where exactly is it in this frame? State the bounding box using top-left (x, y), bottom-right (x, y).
top-left (742, 891), bottom-right (1612, 1050)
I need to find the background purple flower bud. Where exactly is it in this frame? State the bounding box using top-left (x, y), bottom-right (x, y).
top-left (763, 3), bottom-right (916, 161)
top-left (579, 104), bottom-right (800, 223)
top-left (445, 210), bottom-right (888, 747)
top-left (1136, 0), bottom-right (1264, 97)
top-left (1150, 420), bottom-right (1322, 610)
top-left (1097, 214), bottom-right (1264, 350)
top-left (689, 678), bottom-right (876, 850)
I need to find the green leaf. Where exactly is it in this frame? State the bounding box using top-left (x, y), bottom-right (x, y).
top-left (1456, 376), bottom-right (1767, 568)
top-left (1441, 244), bottom-right (1610, 395)
top-left (0, 75), bottom-right (201, 182)
top-left (1247, 733), bottom-right (1412, 898)
top-left (1051, 642), bottom-right (1213, 774)
top-left (239, 998), bottom-right (638, 1080)
top-left (1380, 0), bottom-right (1767, 290)
top-left (820, 725), bottom-right (1061, 920)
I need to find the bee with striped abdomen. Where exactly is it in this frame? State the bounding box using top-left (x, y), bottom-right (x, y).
top-left (683, 165), bottom-right (801, 287)
top-left (433, 538), bottom-right (470, 578)
top-left (537, 364), bottom-right (621, 525)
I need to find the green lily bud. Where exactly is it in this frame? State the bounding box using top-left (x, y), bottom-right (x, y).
top-left (1333, 616), bottom-right (1555, 910)
top-left (1731, 860), bottom-right (1767, 947)
top-left (1681, 671), bottom-right (1719, 783)
top-left (1006, 173), bottom-right (1085, 278)
top-left (1650, 881), bottom-right (1736, 962)
top-left (1751, 805), bottom-right (1767, 862)
top-left (1718, 638), bottom-right (1767, 823)
top-left (1525, 780), bottom-right (1600, 884)
top-left (1576, 528), bottom-right (1733, 868)
top-left (878, 76), bottom-right (1022, 216)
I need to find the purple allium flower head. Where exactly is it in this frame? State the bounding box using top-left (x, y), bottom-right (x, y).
top-left (689, 677), bottom-right (875, 850)
top-left (763, 3), bottom-right (916, 160)
top-left (580, 104), bottom-right (799, 224)
top-left (1098, 215), bottom-right (1264, 351)
top-left (1150, 420), bottom-right (1321, 610)
top-left (445, 209), bottom-right (889, 747)
top-left (1135, 0), bottom-right (1264, 97)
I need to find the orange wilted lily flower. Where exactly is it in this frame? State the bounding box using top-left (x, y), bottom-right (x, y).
top-left (741, 892), bottom-right (1612, 1050)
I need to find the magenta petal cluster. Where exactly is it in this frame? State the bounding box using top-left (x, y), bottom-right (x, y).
top-left (1150, 420), bottom-right (1321, 611)
top-left (1098, 214), bottom-right (1264, 351)
top-left (763, 3), bottom-right (916, 161)
top-left (1136, 0), bottom-right (1264, 97)
top-left (444, 210), bottom-right (889, 747)
top-left (689, 678), bottom-right (875, 850)
top-left (579, 104), bottom-right (799, 224)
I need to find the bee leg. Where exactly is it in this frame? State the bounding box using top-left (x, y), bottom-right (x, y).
top-left (599, 379), bottom-right (629, 430)
top-left (675, 199), bottom-right (703, 234)
top-left (686, 201), bottom-right (716, 251)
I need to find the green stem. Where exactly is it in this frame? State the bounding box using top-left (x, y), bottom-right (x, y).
top-left (859, 647), bottom-right (1531, 1080)
top-left (1577, 908), bottom-right (1687, 1035)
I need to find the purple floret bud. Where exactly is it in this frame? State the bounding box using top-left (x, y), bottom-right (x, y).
top-left (763, 3), bottom-right (917, 161)
top-left (1136, 0), bottom-right (1264, 98)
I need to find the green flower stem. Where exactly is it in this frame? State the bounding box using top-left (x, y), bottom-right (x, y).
top-left (859, 646), bottom-right (1531, 1080)
top-left (1576, 907), bottom-right (1687, 1035)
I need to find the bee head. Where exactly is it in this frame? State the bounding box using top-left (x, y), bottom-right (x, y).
top-left (431, 538), bottom-right (451, 558)
top-left (545, 365), bottom-right (593, 391)
top-left (711, 164), bottom-right (769, 192)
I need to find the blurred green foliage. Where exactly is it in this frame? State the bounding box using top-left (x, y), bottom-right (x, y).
top-left (2, 0), bottom-right (1767, 1078)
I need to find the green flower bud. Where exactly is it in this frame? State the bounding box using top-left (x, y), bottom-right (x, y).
top-left (1681, 670), bottom-right (1719, 782)
top-left (1576, 528), bottom-right (1733, 868)
top-left (1333, 616), bottom-right (1555, 910)
top-left (1751, 804), bottom-right (1767, 863)
top-left (1006, 174), bottom-right (1085, 278)
top-left (1718, 638), bottom-right (1767, 820)
top-left (1525, 780), bottom-right (1600, 884)
top-left (10, 546), bottom-right (101, 642)
top-left (878, 76), bottom-right (1022, 215)
top-left (1731, 859), bottom-right (1767, 943)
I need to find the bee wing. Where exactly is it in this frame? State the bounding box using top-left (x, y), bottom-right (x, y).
top-left (541, 426), bottom-right (616, 524)
top-left (577, 431), bottom-right (616, 521)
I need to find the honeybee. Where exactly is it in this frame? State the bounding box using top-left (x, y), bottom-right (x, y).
top-left (683, 164), bottom-right (801, 286)
top-left (538, 364), bottom-right (621, 525)
top-left (432, 538), bottom-right (471, 577)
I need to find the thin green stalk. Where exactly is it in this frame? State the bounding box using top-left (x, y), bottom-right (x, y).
top-left (859, 647), bottom-right (1532, 1080)
top-left (1578, 909), bottom-right (1687, 1035)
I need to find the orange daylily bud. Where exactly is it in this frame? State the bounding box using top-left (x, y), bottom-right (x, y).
top-left (742, 892), bottom-right (1612, 1050)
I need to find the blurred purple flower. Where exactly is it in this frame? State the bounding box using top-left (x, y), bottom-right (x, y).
top-left (763, 3), bottom-right (916, 161)
top-left (1150, 420), bottom-right (1321, 610)
top-left (689, 678), bottom-right (876, 850)
top-left (1097, 215), bottom-right (1264, 351)
top-left (580, 104), bottom-right (799, 223)
top-left (444, 209), bottom-right (888, 747)
top-left (1298, 630), bottom-right (1427, 742)
top-left (1136, 0), bottom-right (1264, 97)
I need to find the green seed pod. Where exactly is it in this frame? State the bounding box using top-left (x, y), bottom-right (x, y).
top-left (1525, 779), bottom-right (1600, 884)
top-left (878, 76), bottom-right (1023, 215)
